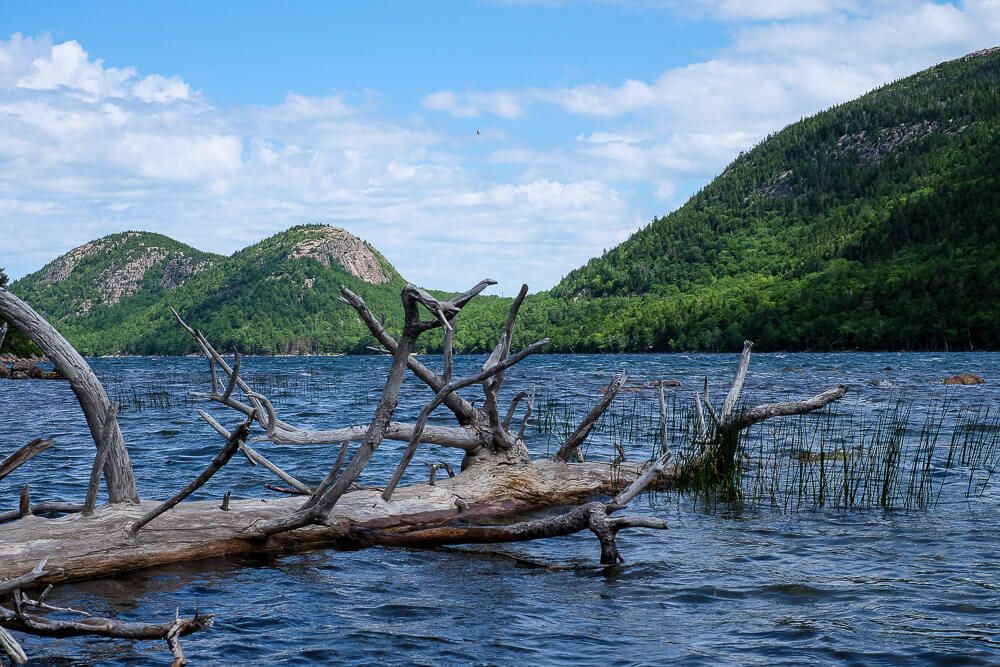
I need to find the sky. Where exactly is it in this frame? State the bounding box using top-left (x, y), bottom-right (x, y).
top-left (0, 1), bottom-right (998, 293)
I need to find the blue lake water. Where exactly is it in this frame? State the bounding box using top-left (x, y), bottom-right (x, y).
top-left (2, 352), bottom-right (999, 665)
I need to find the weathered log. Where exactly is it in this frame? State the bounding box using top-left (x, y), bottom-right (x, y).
top-left (0, 289), bottom-right (138, 503)
top-left (0, 460), bottom-right (665, 584)
top-left (0, 278), bottom-right (852, 665)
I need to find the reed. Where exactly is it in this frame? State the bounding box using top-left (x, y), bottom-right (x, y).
top-left (525, 383), bottom-right (1000, 512)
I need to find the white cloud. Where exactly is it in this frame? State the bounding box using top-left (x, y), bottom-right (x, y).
top-left (17, 40), bottom-right (135, 100)
top-left (132, 74), bottom-right (191, 103)
top-left (2, 4), bottom-right (999, 292)
top-left (422, 89), bottom-right (525, 118)
top-left (700, 0), bottom-right (862, 21)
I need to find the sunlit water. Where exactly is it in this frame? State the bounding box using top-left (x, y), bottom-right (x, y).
top-left (2, 352), bottom-right (999, 666)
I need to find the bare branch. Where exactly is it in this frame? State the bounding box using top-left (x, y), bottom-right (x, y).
top-left (339, 287), bottom-right (477, 424)
top-left (0, 604), bottom-right (212, 642)
top-left (240, 443), bottom-right (312, 494)
top-left (612, 452), bottom-right (673, 507)
top-left (555, 371), bottom-right (627, 462)
top-left (130, 417), bottom-right (252, 535)
top-left (722, 385), bottom-right (849, 432)
top-left (503, 391), bottom-right (528, 430)
top-left (721, 340), bottom-right (753, 419)
top-left (84, 402), bottom-right (120, 515)
top-left (0, 559), bottom-right (49, 597)
top-left (518, 388), bottom-right (536, 441)
top-left (299, 441), bottom-right (350, 512)
top-left (381, 338), bottom-right (549, 500)
top-left (0, 625), bottom-right (27, 664)
top-left (221, 350), bottom-right (241, 402)
top-left (0, 439), bottom-right (54, 482)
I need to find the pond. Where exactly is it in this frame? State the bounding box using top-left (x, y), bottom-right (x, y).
top-left (1, 352), bottom-right (998, 665)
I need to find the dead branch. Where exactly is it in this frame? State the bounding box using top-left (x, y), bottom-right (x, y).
top-left (0, 289), bottom-right (138, 503)
top-left (0, 439), bottom-right (54, 482)
top-left (721, 340), bottom-right (753, 418)
top-left (555, 371), bottom-right (628, 462)
top-left (129, 417), bottom-right (252, 535)
top-left (246, 280), bottom-right (496, 539)
top-left (84, 402), bottom-right (119, 515)
top-left (197, 409), bottom-right (312, 493)
top-left (0, 559), bottom-right (50, 597)
top-left (0, 605), bottom-right (211, 641)
top-left (339, 286), bottom-right (480, 424)
top-left (381, 338), bottom-right (548, 500)
top-left (723, 385), bottom-right (849, 433)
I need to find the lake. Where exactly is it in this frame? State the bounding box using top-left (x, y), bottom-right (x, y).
top-left (2, 352), bottom-right (999, 665)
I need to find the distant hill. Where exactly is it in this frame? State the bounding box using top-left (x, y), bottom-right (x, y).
top-left (9, 225), bottom-right (407, 355)
top-left (14, 231), bottom-right (222, 323)
top-left (6, 48), bottom-right (1000, 355)
top-left (539, 46), bottom-right (1000, 351)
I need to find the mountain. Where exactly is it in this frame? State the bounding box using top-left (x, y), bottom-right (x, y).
top-left (9, 225), bottom-right (407, 355)
top-left (7, 48), bottom-right (1000, 355)
top-left (540, 46), bottom-right (1000, 351)
top-left (14, 231), bottom-right (222, 323)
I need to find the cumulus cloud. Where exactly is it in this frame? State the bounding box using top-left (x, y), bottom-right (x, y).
top-left (423, 0), bottom-right (1000, 226)
top-left (0, 33), bottom-right (639, 290)
top-left (2, 3), bottom-right (999, 292)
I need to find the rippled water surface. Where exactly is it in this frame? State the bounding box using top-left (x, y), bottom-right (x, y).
top-left (2, 352), bottom-right (999, 665)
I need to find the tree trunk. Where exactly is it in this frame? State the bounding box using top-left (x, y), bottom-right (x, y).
top-left (0, 460), bottom-right (667, 585)
top-left (0, 289), bottom-right (138, 503)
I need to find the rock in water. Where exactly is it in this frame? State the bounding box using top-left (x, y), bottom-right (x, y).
top-left (943, 373), bottom-right (985, 385)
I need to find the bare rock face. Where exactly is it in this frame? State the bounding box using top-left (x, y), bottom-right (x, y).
top-left (38, 233), bottom-right (215, 311)
top-left (943, 373), bottom-right (985, 385)
top-left (288, 227), bottom-right (392, 285)
top-left (98, 247), bottom-right (170, 305)
top-left (160, 256), bottom-right (213, 290)
top-left (39, 240), bottom-right (106, 284)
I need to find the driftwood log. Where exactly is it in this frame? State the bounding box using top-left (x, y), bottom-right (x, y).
top-left (0, 284), bottom-right (846, 663)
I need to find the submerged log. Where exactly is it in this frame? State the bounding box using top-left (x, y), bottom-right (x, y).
top-left (0, 459), bottom-right (667, 585)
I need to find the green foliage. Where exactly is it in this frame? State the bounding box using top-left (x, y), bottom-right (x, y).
top-left (525, 47), bottom-right (1000, 351)
top-left (9, 225), bottom-right (408, 355)
top-left (9, 50), bottom-right (1000, 355)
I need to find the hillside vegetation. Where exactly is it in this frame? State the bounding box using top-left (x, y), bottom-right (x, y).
top-left (9, 226), bottom-right (407, 355)
top-left (538, 46), bottom-right (1000, 351)
top-left (5, 47), bottom-right (999, 355)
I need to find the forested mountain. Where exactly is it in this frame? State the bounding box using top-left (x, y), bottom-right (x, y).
top-left (540, 46), bottom-right (1000, 351)
top-left (8, 225), bottom-right (406, 355)
top-left (5, 48), bottom-right (999, 355)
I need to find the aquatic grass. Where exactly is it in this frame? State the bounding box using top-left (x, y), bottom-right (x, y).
top-left (101, 361), bottom-right (1000, 513)
top-left (735, 396), bottom-right (1000, 512)
top-left (524, 381), bottom-right (1000, 513)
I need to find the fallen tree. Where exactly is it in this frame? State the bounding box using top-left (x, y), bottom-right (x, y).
top-left (0, 283), bottom-right (846, 664)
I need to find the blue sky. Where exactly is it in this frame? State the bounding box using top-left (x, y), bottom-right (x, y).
top-left (1, 1), bottom-right (998, 291)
